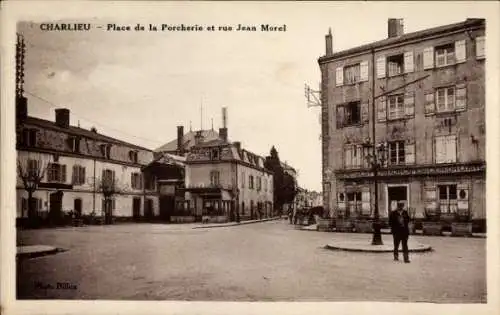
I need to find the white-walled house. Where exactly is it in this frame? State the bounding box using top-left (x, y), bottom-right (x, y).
top-left (16, 103), bottom-right (159, 222)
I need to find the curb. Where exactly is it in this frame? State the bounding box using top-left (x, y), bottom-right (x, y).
top-left (324, 244), bottom-right (433, 253)
top-left (16, 247), bottom-right (65, 259)
top-left (193, 217), bottom-right (282, 229)
top-left (299, 227), bottom-right (487, 238)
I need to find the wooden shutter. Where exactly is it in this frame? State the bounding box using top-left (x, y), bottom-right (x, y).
top-left (335, 67), bottom-right (344, 86)
top-left (446, 135), bottom-right (457, 163)
top-left (476, 36), bottom-right (485, 59)
top-left (435, 136), bottom-right (446, 163)
top-left (457, 183), bottom-right (469, 214)
top-left (456, 84), bottom-right (467, 112)
top-left (344, 146), bottom-right (352, 168)
top-left (361, 187), bottom-right (371, 214)
top-left (404, 92), bottom-right (415, 116)
top-left (359, 61), bottom-right (369, 82)
top-left (377, 97), bottom-right (387, 122)
top-left (424, 185), bottom-right (437, 212)
top-left (376, 56), bottom-right (386, 78)
top-left (455, 40), bottom-right (466, 63)
top-left (336, 105), bottom-right (345, 129)
top-left (361, 102), bottom-right (369, 123)
top-left (423, 47), bottom-right (434, 69)
top-left (405, 142), bottom-right (415, 164)
top-left (424, 92), bottom-right (435, 115)
top-left (404, 51), bottom-right (414, 73)
top-left (61, 165), bottom-right (67, 183)
top-left (72, 165), bottom-right (77, 184)
top-left (80, 167), bottom-right (86, 185)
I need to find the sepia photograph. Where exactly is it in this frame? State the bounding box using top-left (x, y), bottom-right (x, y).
top-left (2, 1), bottom-right (499, 315)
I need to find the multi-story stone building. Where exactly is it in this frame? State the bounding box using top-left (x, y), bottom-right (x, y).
top-left (318, 19), bottom-right (485, 228)
top-left (155, 125), bottom-right (274, 223)
top-left (16, 102), bottom-right (159, 222)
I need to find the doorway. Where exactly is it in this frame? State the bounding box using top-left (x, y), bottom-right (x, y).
top-left (387, 185), bottom-right (409, 214)
top-left (49, 191), bottom-right (63, 223)
top-left (74, 198), bottom-right (82, 218)
top-left (133, 197), bottom-right (141, 220)
top-left (159, 196), bottom-right (174, 222)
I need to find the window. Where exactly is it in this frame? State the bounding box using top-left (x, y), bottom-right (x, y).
top-left (387, 54), bottom-right (404, 76)
top-left (435, 44), bottom-right (455, 67)
top-left (388, 141), bottom-right (405, 165)
top-left (256, 177), bottom-right (262, 191)
top-left (67, 136), bottom-right (80, 153)
top-left (347, 191), bottom-right (362, 215)
top-left (435, 135), bottom-right (457, 164)
top-left (211, 148), bottom-right (220, 160)
top-left (21, 129), bottom-right (37, 147)
top-left (343, 64), bottom-right (360, 85)
top-left (249, 175), bottom-right (254, 189)
top-left (129, 151), bottom-right (138, 163)
top-left (210, 170), bottom-right (220, 186)
top-left (102, 169), bottom-right (115, 185)
top-left (131, 172), bottom-right (143, 189)
top-left (27, 159), bottom-right (40, 178)
top-left (387, 94), bottom-right (404, 120)
top-left (436, 87), bottom-right (455, 112)
top-left (438, 184), bottom-right (458, 213)
top-left (47, 163), bottom-right (67, 183)
top-left (344, 145), bottom-right (369, 169)
top-left (100, 144), bottom-right (111, 159)
top-left (72, 165), bottom-right (86, 185)
top-left (476, 36), bottom-right (485, 59)
top-left (336, 101), bottom-right (361, 128)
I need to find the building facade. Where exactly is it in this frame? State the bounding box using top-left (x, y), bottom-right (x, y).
top-left (319, 19), bottom-right (485, 227)
top-left (16, 103), bottom-right (159, 222)
top-left (156, 125), bottom-right (274, 222)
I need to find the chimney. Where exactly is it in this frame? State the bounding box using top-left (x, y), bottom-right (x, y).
top-left (55, 108), bottom-right (70, 128)
top-left (388, 18), bottom-right (404, 38)
top-left (194, 130), bottom-right (203, 145)
top-left (16, 95), bottom-right (28, 122)
top-left (325, 28), bottom-right (333, 56)
top-left (219, 127), bottom-right (228, 142)
top-left (177, 126), bottom-right (184, 152)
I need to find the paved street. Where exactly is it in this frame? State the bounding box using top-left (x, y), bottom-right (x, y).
top-left (17, 220), bottom-right (486, 302)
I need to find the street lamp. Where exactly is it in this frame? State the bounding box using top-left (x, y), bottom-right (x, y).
top-left (364, 142), bottom-right (387, 246)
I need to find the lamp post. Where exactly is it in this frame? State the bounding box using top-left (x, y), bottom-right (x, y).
top-left (364, 142), bottom-right (387, 245)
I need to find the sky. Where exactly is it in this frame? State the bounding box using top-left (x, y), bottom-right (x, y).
top-left (16, 2), bottom-right (495, 191)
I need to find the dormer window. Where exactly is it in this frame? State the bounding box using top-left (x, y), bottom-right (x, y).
top-left (100, 144), bottom-right (111, 159)
top-left (211, 148), bottom-right (220, 160)
top-left (129, 150), bottom-right (138, 163)
top-left (67, 136), bottom-right (80, 153)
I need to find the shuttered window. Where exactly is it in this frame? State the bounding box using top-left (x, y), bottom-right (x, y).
top-left (436, 87), bottom-right (455, 112)
top-left (388, 141), bottom-right (405, 165)
top-left (387, 94), bottom-right (404, 120)
top-left (435, 43), bottom-right (455, 67)
top-left (72, 165), bottom-right (86, 185)
top-left (476, 36), bottom-right (485, 59)
top-left (47, 163), bottom-right (66, 183)
top-left (434, 135), bottom-right (457, 164)
top-left (438, 184), bottom-right (458, 213)
top-left (343, 64), bottom-right (361, 85)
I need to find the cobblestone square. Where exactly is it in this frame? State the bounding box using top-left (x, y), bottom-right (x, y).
top-left (17, 220), bottom-right (486, 302)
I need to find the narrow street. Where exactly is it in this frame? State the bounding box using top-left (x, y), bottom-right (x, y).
top-left (17, 220), bottom-right (486, 302)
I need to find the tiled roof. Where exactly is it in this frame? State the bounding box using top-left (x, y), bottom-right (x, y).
top-left (319, 18), bottom-right (485, 62)
top-left (154, 129), bottom-right (223, 152)
top-left (23, 116), bottom-right (151, 151)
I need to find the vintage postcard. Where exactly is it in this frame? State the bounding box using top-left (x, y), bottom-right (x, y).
top-left (1, 1), bottom-right (499, 315)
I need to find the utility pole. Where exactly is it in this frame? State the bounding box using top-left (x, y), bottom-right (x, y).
top-left (369, 46), bottom-right (429, 245)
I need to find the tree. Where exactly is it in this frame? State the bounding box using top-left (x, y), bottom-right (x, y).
top-left (17, 157), bottom-right (47, 222)
top-left (93, 170), bottom-right (124, 224)
top-left (282, 172), bottom-right (298, 207)
top-left (264, 146), bottom-right (288, 214)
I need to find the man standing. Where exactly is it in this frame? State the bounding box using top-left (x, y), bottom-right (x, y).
top-left (389, 202), bottom-right (411, 263)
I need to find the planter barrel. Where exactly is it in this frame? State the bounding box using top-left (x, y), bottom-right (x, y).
top-left (354, 219), bottom-right (373, 233)
top-left (336, 218), bottom-right (354, 233)
top-left (451, 222), bottom-right (473, 237)
top-left (317, 218), bottom-right (335, 232)
top-left (422, 221), bottom-right (442, 236)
